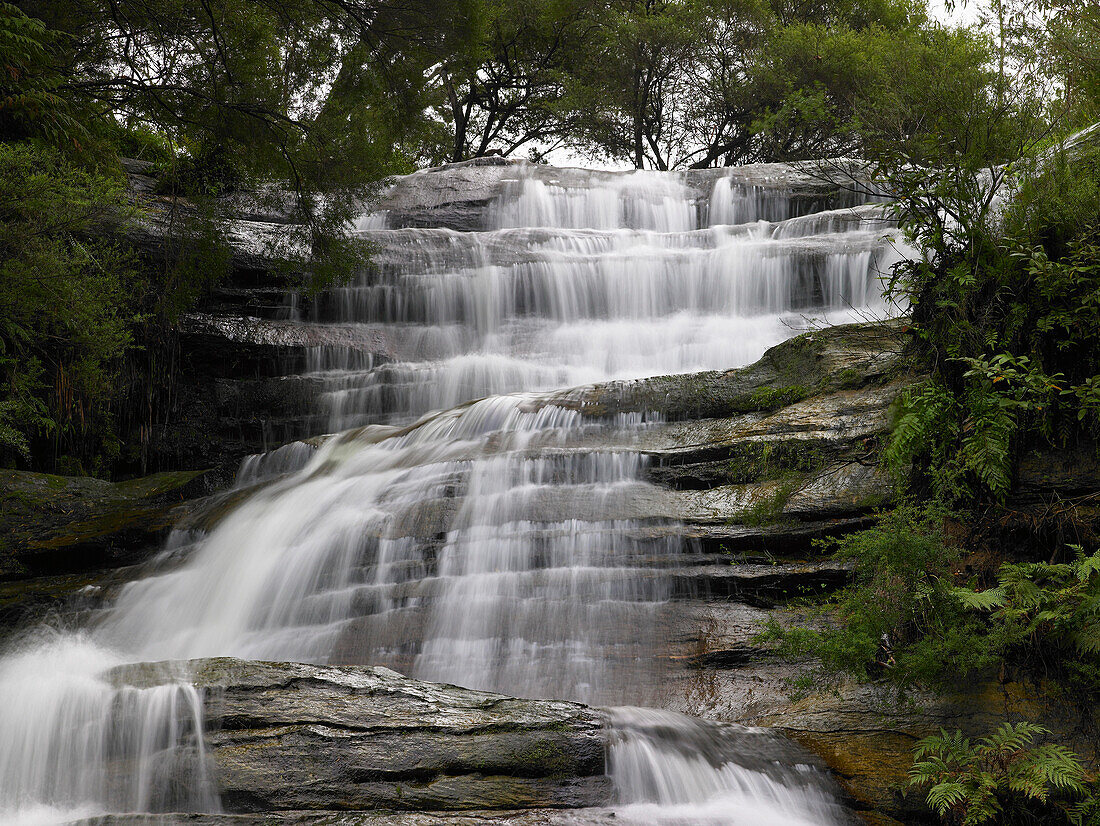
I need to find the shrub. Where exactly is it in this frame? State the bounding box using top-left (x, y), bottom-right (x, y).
top-left (0, 141), bottom-right (141, 472)
top-left (909, 722), bottom-right (1095, 825)
top-left (756, 508), bottom-right (997, 690)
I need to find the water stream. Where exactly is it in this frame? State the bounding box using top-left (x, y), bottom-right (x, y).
top-left (0, 162), bottom-right (903, 824)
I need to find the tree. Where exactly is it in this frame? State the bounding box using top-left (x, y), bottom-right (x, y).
top-left (0, 142), bottom-right (140, 469)
top-left (560, 0), bottom-right (705, 169)
top-left (429, 0), bottom-right (594, 163)
top-left (0, 2), bottom-right (85, 147)
top-left (0, 0), bottom-right (468, 472)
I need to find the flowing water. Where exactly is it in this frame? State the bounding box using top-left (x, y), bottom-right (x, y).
top-left (0, 161), bottom-right (903, 824)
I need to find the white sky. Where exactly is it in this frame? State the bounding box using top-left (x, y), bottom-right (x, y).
top-left (928, 0), bottom-right (985, 27)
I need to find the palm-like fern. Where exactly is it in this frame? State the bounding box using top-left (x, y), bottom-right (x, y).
top-left (952, 548), bottom-right (1100, 657)
top-left (910, 723), bottom-right (1093, 825)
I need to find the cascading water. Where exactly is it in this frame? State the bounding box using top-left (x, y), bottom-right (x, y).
top-left (311, 164), bottom-right (901, 431)
top-left (0, 161), bottom-right (903, 824)
top-left (609, 708), bottom-right (855, 825)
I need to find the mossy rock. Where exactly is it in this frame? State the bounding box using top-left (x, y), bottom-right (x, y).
top-left (537, 319), bottom-right (908, 423)
top-left (0, 468), bottom-right (210, 580)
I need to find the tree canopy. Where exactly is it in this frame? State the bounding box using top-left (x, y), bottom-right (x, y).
top-left (1, 0), bottom-right (1097, 474)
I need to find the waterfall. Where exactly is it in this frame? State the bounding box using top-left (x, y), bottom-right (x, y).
top-left (0, 160), bottom-right (904, 824)
top-left (609, 708), bottom-right (853, 825)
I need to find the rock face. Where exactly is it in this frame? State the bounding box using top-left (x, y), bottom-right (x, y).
top-left (77, 812), bottom-right (617, 825)
top-left (372, 156), bottom-right (876, 232)
top-left (107, 658), bottom-right (610, 815)
top-left (0, 468), bottom-right (215, 633)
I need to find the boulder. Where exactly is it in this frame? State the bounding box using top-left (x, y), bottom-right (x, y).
top-left (106, 658), bottom-right (610, 814)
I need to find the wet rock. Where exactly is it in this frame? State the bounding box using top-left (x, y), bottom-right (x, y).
top-left (0, 469), bottom-right (210, 581)
top-left (0, 469), bottom-right (216, 633)
top-left (141, 315), bottom-right (393, 484)
top-left (178, 315), bottom-right (394, 371)
top-left (371, 157), bottom-right (877, 231)
top-left (106, 658), bottom-right (611, 814)
top-left (74, 810), bottom-right (617, 825)
top-left (539, 319), bottom-right (907, 422)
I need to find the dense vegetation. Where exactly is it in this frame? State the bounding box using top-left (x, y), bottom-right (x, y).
top-left (0, 0), bottom-right (460, 473)
top-left (754, 3), bottom-right (1100, 822)
top-left (2, 0), bottom-right (1099, 819)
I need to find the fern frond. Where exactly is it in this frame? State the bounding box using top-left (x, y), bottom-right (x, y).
top-left (926, 780), bottom-right (969, 813)
top-left (1074, 551), bottom-right (1100, 582)
top-left (953, 586), bottom-right (1007, 611)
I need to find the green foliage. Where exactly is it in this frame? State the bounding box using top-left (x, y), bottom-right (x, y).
top-left (427, 0), bottom-right (590, 163)
top-left (909, 723), bottom-right (1095, 825)
top-left (756, 508), bottom-right (996, 689)
top-left (742, 384), bottom-right (809, 411)
top-left (764, 508), bottom-right (1100, 697)
top-left (740, 22), bottom-right (997, 164)
top-left (952, 548), bottom-right (1100, 693)
top-left (0, 3), bottom-right (87, 148)
top-left (884, 132), bottom-right (1100, 507)
top-left (0, 0), bottom-right (462, 475)
top-left (739, 476), bottom-right (799, 526)
top-left (442, 0), bottom-right (999, 168)
top-left (0, 141), bottom-right (140, 471)
top-left (1043, 2), bottom-right (1100, 128)
top-left (886, 380), bottom-right (966, 502)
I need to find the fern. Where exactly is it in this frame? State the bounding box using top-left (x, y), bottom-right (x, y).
top-left (951, 586), bottom-right (1007, 611)
top-left (952, 548), bottom-right (1100, 690)
top-left (910, 723), bottom-right (1091, 825)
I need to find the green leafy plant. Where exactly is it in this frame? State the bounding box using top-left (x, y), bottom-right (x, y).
top-left (0, 141), bottom-right (142, 471)
top-left (909, 722), bottom-right (1095, 825)
top-left (0, 3), bottom-right (87, 148)
top-left (884, 142), bottom-right (1100, 508)
top-left (952, 547), bottom-right (1100, 696)
top-left (755, 508), bottom-right (996, 690)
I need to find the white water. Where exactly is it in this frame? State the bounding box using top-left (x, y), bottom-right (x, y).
top-left (1, 162), bottom-right (900, 823)
top-left (610, 708), bottom-right (852, 825)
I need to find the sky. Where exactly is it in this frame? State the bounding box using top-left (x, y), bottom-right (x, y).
top-left (928, 0), bottom-right (985, 27)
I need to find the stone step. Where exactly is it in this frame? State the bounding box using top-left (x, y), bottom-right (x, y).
top-left (106, 658), bottom-right (610, 813)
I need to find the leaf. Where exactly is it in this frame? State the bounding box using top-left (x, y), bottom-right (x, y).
top-left (952, 586), bottom-right (1007, 611)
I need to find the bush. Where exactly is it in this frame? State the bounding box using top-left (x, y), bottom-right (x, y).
top-left (953, 548), bottom-right (1100, 698)
top-left (909, 723), bottom-right (1095, 825)
top-left (884, 142), bottom-right (1100, 508)
top-left (756, 508), bottom-right (998, 690)
top-left (0, 142), bottom-right (141, 472)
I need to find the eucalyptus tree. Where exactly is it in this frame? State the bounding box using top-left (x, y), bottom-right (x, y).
top-left (429, 0), bottom-right (596, 163)
top-left (558, 0), bottom-right (704, 169)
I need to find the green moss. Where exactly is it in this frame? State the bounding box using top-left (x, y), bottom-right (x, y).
top-left (723, 441), bottom-right (830, 484)
top-left (112, 469), bottom-right (207, 498)
top-left (516, 737), bottom-right (572, 776)
top-left (834, 367), bottom-right (864, 389)
top-left (736, 384), bottom-right (810, 413)
top-left (738, 477), bottom-right (800, 526)
top-left (45, 474), bottom-right (69, 491)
